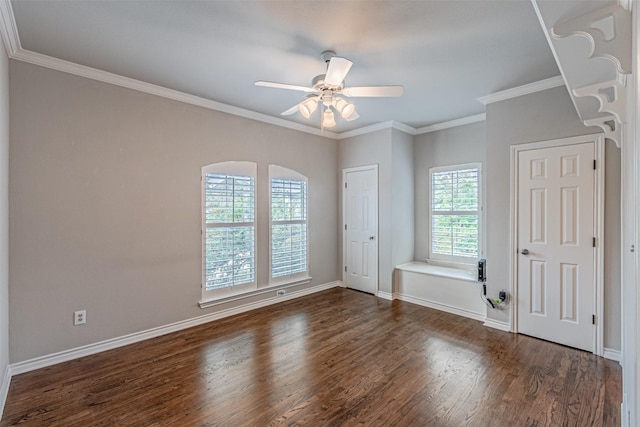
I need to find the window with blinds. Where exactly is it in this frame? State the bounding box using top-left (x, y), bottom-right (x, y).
top-left (202, 162), bottom-right (257, 298)
top-left (270, 165), bottom-right (308, 281)
top-left (430, 164), bottom-right (481, 262)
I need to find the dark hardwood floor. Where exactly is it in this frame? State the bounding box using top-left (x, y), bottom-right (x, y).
top-left (1, 288), bottom-right (621, 426)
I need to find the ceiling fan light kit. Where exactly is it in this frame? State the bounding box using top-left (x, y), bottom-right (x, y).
top-left (255, 50), bottom-right (403, 128)
top-left (322, 108), bottom-right (337, 128)
top-left (334, 98), bottom-right (355, 119)
top-left (299, 97), bottom-right (318, 119)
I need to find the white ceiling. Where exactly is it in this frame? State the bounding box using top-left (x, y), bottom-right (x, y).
top-left (10, 0), bottom-right (562, 132)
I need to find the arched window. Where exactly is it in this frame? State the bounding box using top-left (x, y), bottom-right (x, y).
top-left (269, 165), bottom-right (309, 284)
top-left (202, 161), bottom-right (257, 300)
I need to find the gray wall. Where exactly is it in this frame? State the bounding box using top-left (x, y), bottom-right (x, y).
top-left (5, 59), bottom-right (622, 365)
top-left (604, 142), bottom-right (621, 350)
top-left (414, 121), bottom-right (486, 261)
top-left (0, 44), bottom-right (9, 395)
top-left (338, 129), bottom-right (394, 293)
top-left (485, 86), bottom-right (621, 350)
top-left (9, 61), bottom-right (339, 363)
top-left (338, 128), bottom-right (415, 294)
top-left (391, 129), bottom-right (415, 269)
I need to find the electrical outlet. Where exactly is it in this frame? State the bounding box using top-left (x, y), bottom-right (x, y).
top-left (276, 290), bottom-right (286, 296)
top-left (74, 310), bottom-right (86, 325)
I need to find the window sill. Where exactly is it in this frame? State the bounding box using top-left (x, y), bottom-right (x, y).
top-left (396, 261), bottom-right (477, 283)
top-left (198, 276), bottom-right (312, 309)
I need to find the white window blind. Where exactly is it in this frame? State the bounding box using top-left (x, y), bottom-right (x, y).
top-left (203, 166), bottom-right (256, 292)
top-left (430, 165), bottom-right (480, 261)
top-left (270, 166), bottom-right (308, 281)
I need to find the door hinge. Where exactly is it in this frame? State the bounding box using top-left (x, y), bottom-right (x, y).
top-left (345, 224), bottom-right (347, 230)
top-left (345, 266), bottom-right (347, 272)
top-left (593, 159), bottom-right (596, 170)
top-left (592, 314), bottom-right (596, 325)
top-left (345, 182), bottom-right (347, 188)
top-left (593, 237), bottom-right (596, 247)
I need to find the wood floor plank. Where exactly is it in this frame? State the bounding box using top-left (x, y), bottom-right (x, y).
top-left (1, 288), bottom-right (621, 426)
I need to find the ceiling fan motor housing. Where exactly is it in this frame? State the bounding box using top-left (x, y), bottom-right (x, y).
top-left (312, 74), bottom-right (343, 92)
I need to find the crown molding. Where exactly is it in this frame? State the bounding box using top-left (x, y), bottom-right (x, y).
top-left (0, 0), bottom-right (19, 56)
top-left (414, 113), bottom-right (486, 135)
top-left (390, 120), bottom-right (417, 135)
top-left (336, 120), bottom-right (399, 140)
top-left (476, 75), bottom-right (565, 105)
top-left (11, 49), bottom-right (339, 139)
top-left (336, 120), bottom-right (418, 140)
top-left (0, 0), bottom-right (499, 142)
top-left (0, 2), bottom-right (337, 139)
top-left (12, 45), bottom-right (442, 140)
top-left (0, 48), bottom-right (525, 144)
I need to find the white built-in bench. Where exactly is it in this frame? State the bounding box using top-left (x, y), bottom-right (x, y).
top-left (395, 261), bottom-right (486, 321)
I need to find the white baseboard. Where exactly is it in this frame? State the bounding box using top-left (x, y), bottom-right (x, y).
top-left (483, 318), bottom-right (512, 332)
top-left (397, 293), bottom-right (486, 322)
top-left (376, 291), bottom-right (395, 300)
top-left (0, 365), bottom-right (10, 421)
top-left (603, 348), bottom-right (621, 363)
top-left (10, 281), bottom-right (340, 376)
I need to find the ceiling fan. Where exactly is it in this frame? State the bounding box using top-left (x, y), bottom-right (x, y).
top-left (255, 51), bottom-right (403, 128)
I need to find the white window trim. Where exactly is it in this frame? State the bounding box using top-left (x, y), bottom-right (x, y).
top-left (269, 164), bottom-right (310, 286)
top-left (201, 161), bottom-right (258, 303)
top-left (428, 162), bottom-right (483, 265)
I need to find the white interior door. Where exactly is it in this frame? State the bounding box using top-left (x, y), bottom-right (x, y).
top-left (517, 141), bottom-right (596, 352)
top-left (344, 166), bottom-right (378, 294)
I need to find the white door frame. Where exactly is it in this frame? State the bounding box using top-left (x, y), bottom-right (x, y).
top-left (509, 133), bottom-right (605, 356)
top-left (342, 164), bottom-right (379, 292)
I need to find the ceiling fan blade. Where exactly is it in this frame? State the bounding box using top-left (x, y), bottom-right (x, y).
top-left (281, 104), bottom-right (300, 116)
top-left (342, 85), bottom-right (404, 97)
top-left (324, 57), bottom-right (353, 87)
top-left (255, 81), bottom-right (316, 93)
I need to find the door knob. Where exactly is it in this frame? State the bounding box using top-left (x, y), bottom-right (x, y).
top-left (520, 249), bottom-right (529, 255)
top-left (369, 236), bottom-right (376, 240)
